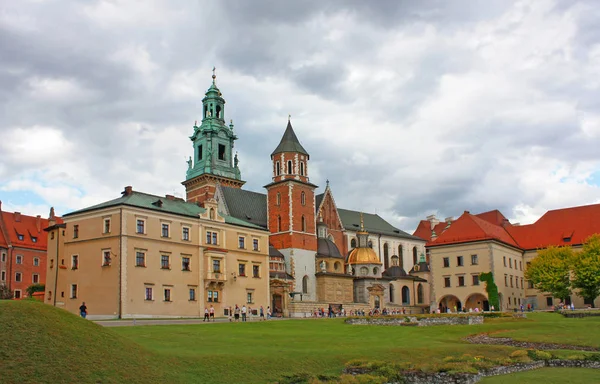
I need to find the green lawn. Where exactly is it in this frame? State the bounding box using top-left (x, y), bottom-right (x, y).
top-left (480, 368), bottom-right (600, 383)
top-left (113, 312), bottom-right (600, 383)
top-left (2, 301), bottom-right (600, 384)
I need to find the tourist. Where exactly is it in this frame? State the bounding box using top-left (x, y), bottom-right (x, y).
top-left (228, 307), bottom-right (233, 322)
top-left (234, 304), bottom-right (240, 322)
top-left (210, 305), bottom-right (215, 321)
top-left (267, 306), bottom-right (271, 320)
top-left (520, 304), bottom-right (524, 312)
top-left (79, 302), bottom-right (87, 319)
top-left (203, 308), bottom-right (210, 322)
top-left (241, 305), bottom-right (247, 322)
top-left (571, 303), bottom-right (575, 311)
top-left (490, 305), bottom-right (495, 312)
top-left (259, 306), bottom-right (265, 321)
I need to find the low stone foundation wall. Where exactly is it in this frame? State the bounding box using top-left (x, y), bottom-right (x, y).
top-left (345, 360), bottom-right (600, 384)
top-left (346, 315), bottom-right (484, 327)
top-left (562, 311), bottom-right (600, 318)
top-left (287, 302), bottom-right (426, 318)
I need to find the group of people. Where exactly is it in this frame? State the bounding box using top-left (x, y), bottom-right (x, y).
top-left (203, 305), bottom-right (216, 321)
top-left (226, 305), bottom-right (271, 322)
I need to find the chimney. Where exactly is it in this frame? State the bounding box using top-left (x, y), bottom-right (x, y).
top-left (464, 210), bottom-right (470, 215)
top-left (445, 216), bottom-right (453, 224)
top-left (0, 200), bottom-right (2, 211)
top-left (426, 214), bottom-right (440, 230)
top-left (14, 212), bottom-right (21, 222)
top-left (36, 215), bottom-right (41, 232)
top-left (165, 194), bottom-right (175, 201)
top-left (48, 207), bottom-right (56, 226)
top-left (123, 186), bottom-right (133, 196)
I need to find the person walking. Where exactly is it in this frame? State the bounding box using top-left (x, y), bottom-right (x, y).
top-left (234, 304), bottom-right (241, 322)
top-left (228, 306), bottom-right (233, 322)
top-left (79, 302), bottom-right (87, 319)
top-left (267, 306), bottom-right (271, 320)
top-left (259, 306), bottom-right (265, 321)
top-left (209, 305), bottom-right (215, 321)
top-left (203, 308), bottom-right (210, 322)
top-left (241, 305), bottom-right (247, 322)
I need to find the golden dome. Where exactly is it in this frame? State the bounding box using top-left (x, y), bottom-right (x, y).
top-left (347, 246), bottom-right (382, 265)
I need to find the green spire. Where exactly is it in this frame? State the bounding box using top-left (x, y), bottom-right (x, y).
top-left (185, 70), bottom-right (241, 182)
top-left (419, 252), bottom-right (426, 263)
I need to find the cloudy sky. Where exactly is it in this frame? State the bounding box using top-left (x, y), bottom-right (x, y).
top-left (1, 0), bottom-right (600, 233)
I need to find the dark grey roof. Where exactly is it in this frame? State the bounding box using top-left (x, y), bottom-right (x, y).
top-left (270, 271), bottom-right (295, 280)
top-left (315, 193), bottom-right (325, 212)
top-left (269, 245), bottom-right (284, 258)
top-left (316, 238), bottom-right (343, 259)
top-left (271, 121), bottom-right (309, 158)
top-left (337, 208), bottom-right (424, 241)
top-left (382, 266), bottom-right (408, 278)
top-left (409, 262), bottom-right (430, 274)
top-left (221, 187), bottom-right (268, 229)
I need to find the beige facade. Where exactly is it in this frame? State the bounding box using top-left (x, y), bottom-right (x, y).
top-left (45, 196), bottom-right (270, 319)
top-left (430, 240), bottom-right (524, 312)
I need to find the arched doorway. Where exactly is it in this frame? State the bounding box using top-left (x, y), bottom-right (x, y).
top-left (302, 275), bottom-right (309, 294)
top-left (465, 293), bottom-right (489, 311)
top-left (374, 295), bottom-right (381, 309)
top-left (439, 295), bottom-right (462, 313)
top-left (401, 286), bottom-right (410, 305)
top-left (389, 284), bottom-right (394, 303)
top-left (272, 294), bottom-right (282, 315)
top-left (417, 284), bottom-right (424, 304)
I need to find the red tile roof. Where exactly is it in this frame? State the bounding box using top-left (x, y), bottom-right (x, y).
top-left (413, 220), bottom-right (451, 242)
top-left (506, 203), bottom-right (600, 250)
top-left (427, 212), bottom-right (519, 248)
top-left (0, 211), bottom-right (59, 251)
top-left (475, 210), bottom-right (510, 227)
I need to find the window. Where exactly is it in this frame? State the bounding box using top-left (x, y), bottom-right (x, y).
top-left (189, 288), bottom-right (196, 301)
top-left (528, 280), bottom-right (534, 289)
top-left (73, 225), bottom-right (79, 239)
top-left (546, 297), bottom-right (553, 307)
top-left (102, 250), bottom-right (111, 266)
top-left (510, 275), bottom-right (513, 287)
top-left (302, 275), bottom-right (309, 293)
top-left (351, 238), bottom-right (357, 248)
top-left (472, 275), bottom-right (480, 286)
top-left (402, 286), bottom-right (410, 304)
top-left (145, 287), bottom-right (153, 301)
top-left (182, 257), bottom-right (190, 271)
top-left (71, 255), bottom-right (79, 270)
top-left (104, 218), bottom-right (111, 233)
top-left (277, 216), bottom-right (282, 232)
top-left (443, 257), bottom-right (450, 268)
top-left (182, 227), bottom-right (190, 241)
top-left (238, 236), bottom-right (245, 249)
top-left (519, 261), bottom-right (522, 271)
top-left (136, 219), bottom-right (145, 234)
top-left (503, 256), bottom-right (506, 267)
top-left (136, 252), bottom-right (146, 267)
top-left (208, 290), bottom-right (219, 302)
top-left (253, 239), bottom-right (259, 251)
top-left (212, 259), bottom-right (221, 273)
top-left (276, 192), bottom-right (281, 206)
top-left (33, 274), bottom-right (39, 284)
top-left (161, 223), bottom-right (170, 238)
top-left (238, 263), bottom-right (246, 277)
top-left (509, 258), bottom-right (512, 268)
top-left (70, 284), bottom-right (77, 299)
top-left (17, 234), bottom-right (24, 241)
top-left (161, 255), bottom-right (170, 269)
top-left (301, 192), bottom-right (306, 206)
top-left (16, 255), bottom-right (22, 264)
top-left (276, 162), bottom-right (281, 176)
top-left (247, 291), bottom-right (253, 304)
top-left (457, 256), bottom-right (463, 267)
top-left (1, 253), bottom-right (5, 262)
top-left (31, 237), bottom-right (37, 243)
top-left (526, 261), bottom-right (531, 268)
top-left (15, 272), bottom-right (22, 282)
top-left (471, 255), bottom-right (478, 265)
top-left (458, 276), bottom-right (465, 286)
top-left (287, 160), bottom-right (292, 174)
top-left (253, 265), bottom-right (260, 278)
top-left (368, 241), bottom-right (373, 248)
top-left (444, 277), bottom-right (451, 287)
top-left (198, 144), bottom-right (203, 160)
top-left (417, 284), bottom-right (424, 304)
top-left (209, 208), bottom-right (215, 220)
top-left (515, 278), bottom-right (519, 288)
top-left (1, 271), bottom-right (5, 281)
top-left (521, 277), bottom-right (524, 288)
top-left (164, 288), bottom-right (171, 302)
top-left (212, 232), bottom-right (218, 245)
top-left (33, 257), bottom-right (39, 267)
top-left (218, 144), bottom-right (226, 160)
top-left (504, 274), bottom-right (508, 287)
top-left (301, 216), bottom-right (306, 232)
top-left (14, 290), bottom-right (21, 299)
top-left (300, 162), bottom-right (305, 176)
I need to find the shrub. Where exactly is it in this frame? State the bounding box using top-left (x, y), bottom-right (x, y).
top-left (509, 350), bottom-right (529, 358)
top-left (585, 354), bottom-right (600, 362)
top-left (0, 284), bottom-right (13, 300)
top-left (26, 283), bottom-right (45, 297)
top-left (482, 312), bottom-right (512, 318)
top-left (278, 372), bottom-right (313, 384)
top-left (566, 354), bottom-right (586, 360)
top-left (527, 350), bottom-right (553, 360)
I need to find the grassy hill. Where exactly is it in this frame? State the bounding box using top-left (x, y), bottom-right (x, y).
top-left (0, 300), bottom-right (177, 384)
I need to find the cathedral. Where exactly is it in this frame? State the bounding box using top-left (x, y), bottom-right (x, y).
top-left (184, 73), bottom-right (429, 317)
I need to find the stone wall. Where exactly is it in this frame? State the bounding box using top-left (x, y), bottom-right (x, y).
top-left (346, 315), bottom-right (484, 326)
top-left (562, 311), bottom-right (600, 318)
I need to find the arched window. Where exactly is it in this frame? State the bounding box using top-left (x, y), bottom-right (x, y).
top-left (287, 160), bottom-right (293, 174)
top-left (301, 192), bottom-right (306, 206)
top-left (301, 216), bottom-right (306, 232)
top-left (209, 208), bottom-right (215, 220)
top-left (417, 284), bottom-right (424, 304)
top-left (276, 162), bottom-right (281, 176)
top-left (334, 261), bottom-right (341, 271)
top-left (302, 275), bottom-right (308, 294)
top-left (276, 192), bottom-right (281, 206)
top-left (277, 216), bottom-right (282, 232)
top-left (389, 284), bottom-right (394, 303)
top-left (300, 162), bottom-right (305, 176)
top-left (327, 234), bottom-right (334, 242)
top-left (412, 246), bottom-right (418, 265)
top-left (391, 255), bottom-right (399, 266)
top-left (402, 286), bottom-right (410, 305)
top-left (216, 105), bottom-right (221, 118)
top-left (368, 240), bottom-right (373, 248)
top-left (383, 243), bottom-right (389, 269)
top-left (360, 267), bottom-right (368, 276)
top-left (350, 238), bottom-right (357, 248)
top-left (373, 267), bottom-right (378, 275)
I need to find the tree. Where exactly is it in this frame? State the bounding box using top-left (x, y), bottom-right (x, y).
top-left (26, 283), bottom-right (45, 298)
top-left (0, 284), bottom-right (13, 300)
top-left (525, 246), bottom-right (574, 303)
top-left (479, 272), bottom-right (499, 310)
top-left (572, 234), bottom-right (600, 308)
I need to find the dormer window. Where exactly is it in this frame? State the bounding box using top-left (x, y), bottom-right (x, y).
top-left (563, 237), bottom-right (571, 242)
top-left (17, 234), bottom-right (24, 241)
top-left (31, 236), bottom-right (37, 243)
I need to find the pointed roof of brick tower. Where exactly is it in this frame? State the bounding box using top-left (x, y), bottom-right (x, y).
top-left (271, 119), bottom-right (309, 158)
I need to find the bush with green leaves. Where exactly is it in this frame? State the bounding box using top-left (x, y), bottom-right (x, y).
top-left (26, 283), bottom-right (45, 297)
top-left (0, 284), bottom-right (13, 300)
